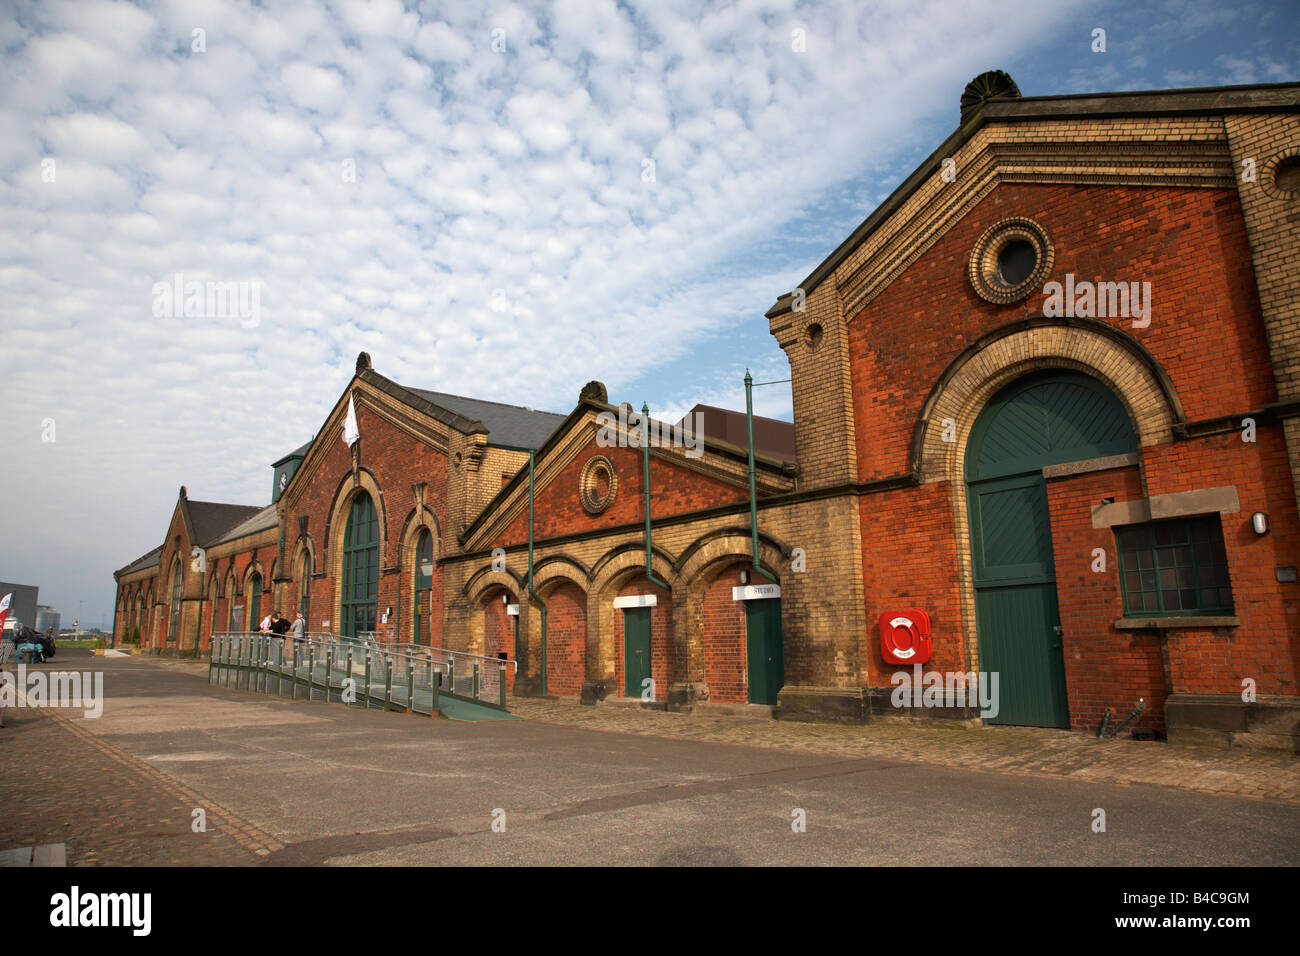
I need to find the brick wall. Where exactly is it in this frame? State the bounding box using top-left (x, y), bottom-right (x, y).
top-left (543, 581), bottom-right (586, 696)
top-left (701, 564), bottom-right (747, 703)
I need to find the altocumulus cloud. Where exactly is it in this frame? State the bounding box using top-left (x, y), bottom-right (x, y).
top-left (0, 0), bottom-right (1085, 621)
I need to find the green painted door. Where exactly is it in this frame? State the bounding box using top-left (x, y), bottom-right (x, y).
top-left (623, 607), bottom-right (652, 698)
top-left (966, 371), bottom-right (1137, 729)
top-left (745, 599), bottom-right (784, 705)
top-left (968, 473), bottom-right (1068, 727)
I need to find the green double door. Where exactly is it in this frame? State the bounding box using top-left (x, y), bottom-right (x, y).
top-left (966, 371), bottom-right (1137, 728)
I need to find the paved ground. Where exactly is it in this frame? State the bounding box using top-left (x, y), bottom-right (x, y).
top-left (1, 652), bottom-right (1297, 866)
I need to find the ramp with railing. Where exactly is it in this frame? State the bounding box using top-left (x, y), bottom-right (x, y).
top-left (207, 632), bottom-right (519, 721)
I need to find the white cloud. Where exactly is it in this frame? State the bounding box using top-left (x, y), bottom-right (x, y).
top-left (0, 0), bottom-right (1099, 624)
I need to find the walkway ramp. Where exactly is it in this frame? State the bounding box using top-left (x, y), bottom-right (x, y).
top-left (207, 632), bottom-right (520, 722)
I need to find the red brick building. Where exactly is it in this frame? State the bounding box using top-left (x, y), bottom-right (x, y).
top-left (115, 76), bottom-right (1300, 750)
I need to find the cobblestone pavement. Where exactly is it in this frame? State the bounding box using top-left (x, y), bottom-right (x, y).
top-left (0, 655), bottom-right (268, 866)
top-left (507, 698), bottom-right (1300, 804)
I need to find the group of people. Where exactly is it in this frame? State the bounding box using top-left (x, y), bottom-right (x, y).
top-left (259, 610), bottom-right (304, 659)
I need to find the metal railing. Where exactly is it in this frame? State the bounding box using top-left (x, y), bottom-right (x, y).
top-left (207, 631), bottom-right (518, 716)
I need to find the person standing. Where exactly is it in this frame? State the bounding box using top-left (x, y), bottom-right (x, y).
top-left (288, 611), bottom-right (305, 661)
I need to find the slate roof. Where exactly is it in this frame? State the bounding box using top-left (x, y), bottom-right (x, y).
top-left (187, 500), bottom-right (266, 546)
top-left (409, 389), bottom-right (568, 450)
top-left (116, 545), bottom-right (162, 577)
top-left (272, 440), bottom-right (312, 466)
top-left (208, 503), bottom-right (278, 546)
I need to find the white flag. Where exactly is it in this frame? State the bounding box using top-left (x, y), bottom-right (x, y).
top-left (343, 393), bottom-right (360, 447)
top-left (0, 592), bottom-right (10, 633)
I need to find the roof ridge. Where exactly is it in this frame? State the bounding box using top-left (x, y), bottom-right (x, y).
top-left (413, 387), bottom-right (565, 416)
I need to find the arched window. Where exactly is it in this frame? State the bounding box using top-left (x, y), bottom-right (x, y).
top-left (299, 550), bottom-right (311, 620)
top-left (341, 493), bottom-right (379, 637)
top-left (247, 572), bottom-right (262, 631)
top-left (168, 559), bottom-right (184, 642)
top-left (226, 572), bottom-right (239, 632)
top-left (413, 528), bottom-right (433, 646)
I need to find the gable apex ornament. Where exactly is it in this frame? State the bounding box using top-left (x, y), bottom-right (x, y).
top-left (356, 351), bottom-right (372, 373)
top-left (960, 70), bottom-right (1021, 125)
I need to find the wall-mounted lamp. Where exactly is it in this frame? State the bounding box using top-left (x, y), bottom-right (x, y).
top-left (1252, 512), bottom-right (1270, 535)
top-left (740, 569), bottom-right (750, 585)
top-left (502, 592), bottom-right (509, 604)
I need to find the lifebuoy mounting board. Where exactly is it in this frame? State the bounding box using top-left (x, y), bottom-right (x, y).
top-left (878, 609), bottom-right (932, 666)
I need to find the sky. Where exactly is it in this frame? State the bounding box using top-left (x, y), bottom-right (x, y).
top-left (0, 0), bottom-right (1296, 629)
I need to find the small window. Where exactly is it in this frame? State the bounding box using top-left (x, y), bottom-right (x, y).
top-left (1115, 516), bottom-right (1233, 616)
top-left (996, 239), bottom-right (1037, 287)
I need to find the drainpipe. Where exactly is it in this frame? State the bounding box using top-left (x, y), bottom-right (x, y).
top-left (527, 449), bottom-right (548, 696)
top-left (744, 371), bottom-right (779, 584)
top-left (641, 403), bottom-right (671, 590)
top-left (194, 566), bottom-right (205, 658)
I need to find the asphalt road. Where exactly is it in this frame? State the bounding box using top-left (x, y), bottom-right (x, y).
top-left (5, 653), bottom-right (1298, 866)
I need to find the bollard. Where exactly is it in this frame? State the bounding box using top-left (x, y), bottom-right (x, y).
top-left (326, 650), bottom-right (334, 703)
top-left (431, 662), bottom-right (440, 716)
top-left (407, 659), bottom-right (415, 713)
top-left (384, 660), bottom-right (393, 711)
top-left (307, 645), bottom-right (316, 701)
top-left (472, 662), bottom-right (480, 702)
top-left (499, 662), bottom-right (507, 708)
top-left (346, 649), bottom-right (354, 706)
top-left (364, 652), bottom-right (372, 709)
top-left (446, 658), bottom-right (455, 698)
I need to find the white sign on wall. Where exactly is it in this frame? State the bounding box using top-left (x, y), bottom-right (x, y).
top-left (506, 604), bottom-right (519, 616)
top-left (732, 584), bottom-right (781, 601)
top-left (613, 594), bottom-right (657, 609)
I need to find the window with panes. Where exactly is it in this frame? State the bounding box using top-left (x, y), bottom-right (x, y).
top-left (1115, 516), bottom-right (1233, 616)
top-left (341, 493), bottom-right (379, 637)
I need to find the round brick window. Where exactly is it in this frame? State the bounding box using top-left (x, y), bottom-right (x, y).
top-left (1272, 156), bottom-right (1300, 194)
top-left (969, 217), bottom-right (1054, 305)
top-left (579, 455), bottom-right (618, 514)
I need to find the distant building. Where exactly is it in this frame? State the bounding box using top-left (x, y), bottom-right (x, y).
top-left (35, 605), bottom-right (61, 635)
top-left (0, 581), bottom-right (39, 632)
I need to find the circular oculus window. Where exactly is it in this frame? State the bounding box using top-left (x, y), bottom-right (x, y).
top-left (968, 217), bottom-right (1054, 305)
top-left (1266, 153), bottom-right (1300, 199)
top-left (579, 455), bottom-right (618, 514)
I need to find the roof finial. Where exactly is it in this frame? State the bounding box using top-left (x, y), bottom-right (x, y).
top-left (356, 351), bottom-right (372, 373)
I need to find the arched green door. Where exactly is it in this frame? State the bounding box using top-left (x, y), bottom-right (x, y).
top-left (966, 371), bottom-right (1136, 727)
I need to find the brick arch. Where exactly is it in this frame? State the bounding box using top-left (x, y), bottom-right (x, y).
top-left (531, 556), bottom-right (589, 595)
top-left (399, 510), bottom-right (440, 645)
top-left (396, 505), bottom-right (442, 567)
top-left (325, 468), bottom-right (387, 637)
top-left (677, 531), bottom-right (785, 592)
top-left (241, 557), bottom-right (267, 594)
top-left (912, 319), bottom-right (1179, 674)
top-left (912, 317), bottom-right (1182, 483)
top-left (522, 559), bottom-right (590, 696)
top-left (464, 568), bottom-right (523, 660)
top-left (589, 546), bottom-right (680, 693)
top-left (679, 535), bottom-right (786, 704)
